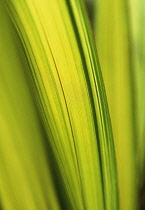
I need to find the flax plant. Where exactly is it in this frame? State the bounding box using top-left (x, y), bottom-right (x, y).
top-left (0, 0), bottom-right (118, 209)
top-left (0, 0), bottom-right (144, 210)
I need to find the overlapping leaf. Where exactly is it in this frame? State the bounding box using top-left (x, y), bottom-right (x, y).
top-left (1, 0), bottom-right (118, 209)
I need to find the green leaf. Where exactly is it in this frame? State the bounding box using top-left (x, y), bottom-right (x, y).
top-left (1, 0), bottom-right (118, 209)
top-left (129, 0), bottom-right (145, 181)
top-left (0, 2), bottom-right (60, 210)
top-left (94, 0), bottom-right (137, 210)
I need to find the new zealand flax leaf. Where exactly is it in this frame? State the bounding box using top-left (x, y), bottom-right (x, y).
top-left (0, 0), bottom-right (118, 209)
top-left (0, 2), bottom-right (60, 210)
top-left (94, 0), bottom-right (137, 210)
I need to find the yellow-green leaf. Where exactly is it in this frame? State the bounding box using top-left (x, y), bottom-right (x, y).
top-left (95, 0), bottom-right (137, 210)
top-left (0, 2), bottom-right (60, 210)
top-left (1, 0), bottom-right (118, 209)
